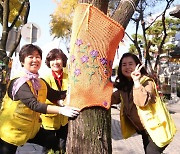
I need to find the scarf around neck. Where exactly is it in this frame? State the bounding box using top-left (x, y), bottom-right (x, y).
top-left (12, 69), bottom-right (41, 99)
top-left (52, 70), bottom-right (63, 88)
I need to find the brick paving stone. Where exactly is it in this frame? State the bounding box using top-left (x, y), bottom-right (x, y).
top-left (163, 113), bottom-right (180, 154)
top-left (16, 143), bottom-right (44, 154)
top-left (111, 108), bottom-right (144, 154)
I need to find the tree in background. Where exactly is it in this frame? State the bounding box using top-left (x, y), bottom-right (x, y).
top-left (50, 0), bottom-right (78, 38)
top-left (126, 0), bottom-right (179, 76)
top-left (0, 0), bottom-right (30, 102)
top-left (129, 17), bottom-right (180, 68)
top-left (0, 0), bottom-right (30, 62)
top-left (50, 0), bottom-right (78, 51)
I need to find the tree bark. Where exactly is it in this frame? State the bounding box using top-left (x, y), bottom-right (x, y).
top-left (67, 107), bottom-right (112, 154)
top-left (0, 0), bottom-right (9, 60)
top-left (112, 0), bottom-right (140, 29)
top-left (79, 0), bottom-right (109, 14)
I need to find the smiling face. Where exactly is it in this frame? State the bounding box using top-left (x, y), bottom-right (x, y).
top-left (49, 57), bottom-right (63, 73)
top-left (22, 50), bottom-right (42, 74)
top-left (121, 56), bottom-right (137, 79)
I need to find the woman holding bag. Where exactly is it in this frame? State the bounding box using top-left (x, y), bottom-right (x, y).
top-left (111, 53), bottom-right (176, 154)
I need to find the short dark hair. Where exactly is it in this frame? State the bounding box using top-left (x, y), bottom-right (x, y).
top-left (19, 44), bottom-right (42, 65)
top-left (45, 48), bottom-right (67, 68)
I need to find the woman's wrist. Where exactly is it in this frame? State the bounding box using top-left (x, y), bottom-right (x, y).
top-left (57, 100), bottom-right (65, 107)
top-left (133, 80), bottom-right (141, 88)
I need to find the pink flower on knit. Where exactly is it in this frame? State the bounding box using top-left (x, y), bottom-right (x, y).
top-left (103, 101), bottom-right (108, 106)
top-left (74, 69), bottom-right (81, 76)
top-left (75, 39), bottom-right (83, 46)
top-left (81, 55), bottom-right (89, 63)
top-left (100, 58), bottom-right (108, 65)
top-left (90, 50), bottom-right (99, 58)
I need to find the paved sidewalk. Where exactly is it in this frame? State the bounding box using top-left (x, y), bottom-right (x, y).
top-left (111, 104), bottom-right (180, 154)
top-left (16, 101), bottom-right (180, 154)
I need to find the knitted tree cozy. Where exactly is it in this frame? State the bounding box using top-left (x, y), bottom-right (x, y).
top-left (66, 3), bottom-right (124, 110)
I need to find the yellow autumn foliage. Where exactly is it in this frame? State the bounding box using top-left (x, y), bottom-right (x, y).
top-left (50, 0), bottom-right (78, 37)
top-left (0, 0), bottom-right (28, 27)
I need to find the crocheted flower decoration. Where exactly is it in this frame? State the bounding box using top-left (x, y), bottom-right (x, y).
top-left (70, 38), bottom-right (113, 85)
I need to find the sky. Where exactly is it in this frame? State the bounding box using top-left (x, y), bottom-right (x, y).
top-left (21, 0), bottom-right (57, 47)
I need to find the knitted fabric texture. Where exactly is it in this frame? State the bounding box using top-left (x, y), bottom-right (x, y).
top-left (66, 3), bottom-right (124, 110)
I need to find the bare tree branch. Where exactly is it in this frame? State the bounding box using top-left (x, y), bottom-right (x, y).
top-left (154, 0), bottom-right (175, 70)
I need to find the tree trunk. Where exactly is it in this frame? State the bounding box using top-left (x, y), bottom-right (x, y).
top-left (112, 0), bottom-right (140, 29)
top-left (0, 0), bottom-right (9, 60)
top-left (67, 107), bottom-right (112, 154)
top-left (79, 0), bottom-right (109, 14)
top-left (0, 0), bottom-right (30, 104)
top-left (66, 0), bottom-right (140, 153)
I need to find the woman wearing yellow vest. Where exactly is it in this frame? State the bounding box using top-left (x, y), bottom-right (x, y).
top-left (0, 44), bottom-right (79, 154)
top-left (111, 53), bottom-right (176, 154)
top-left (29, 49), bottom-right (69, 153)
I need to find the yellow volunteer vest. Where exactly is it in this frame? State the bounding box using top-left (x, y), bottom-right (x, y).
top-left (41, 72), bottom-right (68, 130)
top-left (0, 79), bottom-right (47, 146)
top-left (120, 76), bottom-right (176, 147)
top-left (120, 93), bottom-right (137, 139)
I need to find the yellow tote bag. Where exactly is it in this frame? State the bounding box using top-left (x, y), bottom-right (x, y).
top-left (137, 79), bottom-right (176, 147)
top-left (120, 94), bottom-right (136, 139)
